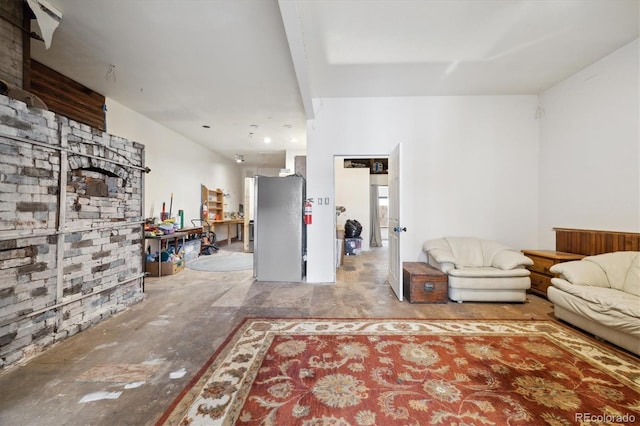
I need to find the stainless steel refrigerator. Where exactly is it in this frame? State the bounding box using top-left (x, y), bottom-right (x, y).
top-left (254, 175), bottom-right (306, 282)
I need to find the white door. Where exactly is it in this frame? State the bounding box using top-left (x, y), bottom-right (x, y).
top-left (388, 143), bottom-right (403, 301)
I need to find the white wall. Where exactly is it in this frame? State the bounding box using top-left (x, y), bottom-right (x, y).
top-left (285, 149), bottom-right (307, 175)
top-left (538, 39), bottom-right (640, 249)
top-left (306, 96), bottom-right (540, 283)
top-left (105, 99), bottom-right (242, 239)
top-left (334, 158), bottom-right (370, 251)
top-left (240, 166), bottom-right (281, 179)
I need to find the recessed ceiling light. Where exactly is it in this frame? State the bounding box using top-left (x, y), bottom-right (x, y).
top-left (264, 137), bottom-right (271, 144)
top-left (291, 137), bottom-right (297, 143)
top-left (202, 125), bottom-right (210, 128)
top-left (283, 124), bottom-right (292, 129)
top-left (250, 124), bottom-right (260, 129)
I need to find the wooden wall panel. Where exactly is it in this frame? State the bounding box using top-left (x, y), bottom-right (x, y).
top-left (30, 60), bottom-right (105, 131)
top-left (554, 228), bottom-right (640, 256)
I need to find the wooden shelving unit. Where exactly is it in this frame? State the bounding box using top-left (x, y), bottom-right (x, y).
top-left (201, 184), bottom-right (223, 222)
top-left (344, 158), bottom-right (388, 174)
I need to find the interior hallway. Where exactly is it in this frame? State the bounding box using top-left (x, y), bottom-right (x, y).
top-left (0, 243), bottom-right (557, 425)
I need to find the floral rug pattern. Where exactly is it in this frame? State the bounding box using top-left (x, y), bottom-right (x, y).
top-left (160, 319), bottom-right (640, 425)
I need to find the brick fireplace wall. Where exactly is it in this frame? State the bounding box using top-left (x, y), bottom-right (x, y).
top-left (0, 94), bottom-right (146, 369)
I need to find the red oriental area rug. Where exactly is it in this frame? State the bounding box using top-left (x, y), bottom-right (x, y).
top-left (158, 319), bottom-right (640, 426)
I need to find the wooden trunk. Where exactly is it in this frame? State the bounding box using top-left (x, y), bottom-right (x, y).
top-left (403, 262), bottom-right (448, 303)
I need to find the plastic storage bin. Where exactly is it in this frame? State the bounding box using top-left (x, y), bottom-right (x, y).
top-left (344, 237), bottom-right (362, 256)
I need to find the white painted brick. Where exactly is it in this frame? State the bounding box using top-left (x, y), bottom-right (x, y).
top-left (16, 184), bottom-right (42, 194)
top-left (0, 192), bottom-right (26, 202)
top-left (1, 102), bottom-right (145, 369)
top-left (30, 268), bottom-right (57, 281)
top-left (2, 350), bottom-right (25, 365)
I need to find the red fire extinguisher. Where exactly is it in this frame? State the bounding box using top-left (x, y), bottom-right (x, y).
top-left (304, 199), bottom-right (313, 225)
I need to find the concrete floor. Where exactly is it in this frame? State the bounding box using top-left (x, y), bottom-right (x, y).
top-left (0, 242), bottom-right (558, 425)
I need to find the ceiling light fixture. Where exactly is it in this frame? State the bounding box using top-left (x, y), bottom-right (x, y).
top-left (283, 124), bottom-right (292, 129)
top-left (106, 65), bottom-right (116, 83)
top-left (202, 124), bottom-right (210, 128)
top-left (264, 137), bottom-right (271, 144)
top-left (235, 154), bottom-right (245, 163)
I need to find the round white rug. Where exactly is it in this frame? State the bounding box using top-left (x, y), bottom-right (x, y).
top-left (186, 252), bottom-right (253, 272)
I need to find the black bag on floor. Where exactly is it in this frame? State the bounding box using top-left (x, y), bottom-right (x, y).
top-left (344, 219), bottom-right (362, 238)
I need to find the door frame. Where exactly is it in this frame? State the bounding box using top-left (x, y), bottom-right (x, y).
top-left (333, 153), bottom-right (393, 283)
top-left (387, 143), bottom-right (403, 301)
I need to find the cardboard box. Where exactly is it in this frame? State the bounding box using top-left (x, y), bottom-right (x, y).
top-left (336, 238), bottom-right (344, 267)
top-left (145, 260), bottom-right (184, 277)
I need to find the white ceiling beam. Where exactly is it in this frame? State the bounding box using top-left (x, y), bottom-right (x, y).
top-left (278, 0), bottom-right (314, 120)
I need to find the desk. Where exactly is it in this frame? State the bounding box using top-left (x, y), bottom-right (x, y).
top-left (212, 219), bottom-right (244, 245)
top-left (144, 227), bottom-right (203, 277)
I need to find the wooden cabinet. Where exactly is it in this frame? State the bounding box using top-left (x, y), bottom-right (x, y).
top-left (521, 250), bottom-right (584, 298)
top-left (201, 185), bottom-right (223, 222)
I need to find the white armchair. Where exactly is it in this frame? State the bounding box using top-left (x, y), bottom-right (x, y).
top-left (423, 237), bottom-right (533, 302)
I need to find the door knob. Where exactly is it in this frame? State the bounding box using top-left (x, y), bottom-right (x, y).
top-left (393, 227), bottom-right (407, 233)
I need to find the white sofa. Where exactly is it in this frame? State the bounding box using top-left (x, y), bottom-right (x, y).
top-left (423, 237), bottom-right (533, 303)
top-left (548, 251), bottom-right (640, 355)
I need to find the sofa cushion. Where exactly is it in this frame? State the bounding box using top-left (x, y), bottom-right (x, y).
top-left (550, 260), bottom-right (610, 288)
top-left (448, 266), bottom-right (530, 278)
top-left (492, 250), bottom-right (533, 270)
top-left (551, 278), bottom-right (640, 319)
top-left (586, 252), bottom-right (637, 293)
top-left (425, 237), bottom-right (530, 271)
top-left (480, 240), bottom-right (511, 264)
top-left (623, 253), bottom-right (640, 297)
top-left (444, 237), bottom-right (484, 268)
top-left (423, 239), bottom-right (456, 264)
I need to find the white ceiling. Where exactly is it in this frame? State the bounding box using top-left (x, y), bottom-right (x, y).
top-left (30, 0), bottom-right (639, 168)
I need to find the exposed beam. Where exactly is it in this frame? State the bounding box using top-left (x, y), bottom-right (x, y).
top-left (278, 0), bottom-right (314, 120)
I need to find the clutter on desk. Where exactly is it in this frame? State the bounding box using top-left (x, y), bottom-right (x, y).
top-left (144, 217), bottom-right (181, 237)
top-left (143, 195), bottom-right (205, 276)
top-left (147, 193), bottom-right (183, 236)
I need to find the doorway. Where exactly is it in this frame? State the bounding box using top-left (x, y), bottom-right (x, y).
top-left (378, 186), bottom-right (389, 241)
top-left (334, 156), bottom-right (388, 273)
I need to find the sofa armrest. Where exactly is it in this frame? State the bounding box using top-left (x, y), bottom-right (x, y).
top-left (426, 248), bottom-right (455, 264)
top-left (423, 239), bottom-right (456, 264)
top-left (427, 256), bottom-right (455, 274)
top-left (549, 260), bottom-right (609, 288)
top-left (491, 250), bottom-right (534, 270)
top-left (550, 277), bottom-right (570, 288)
